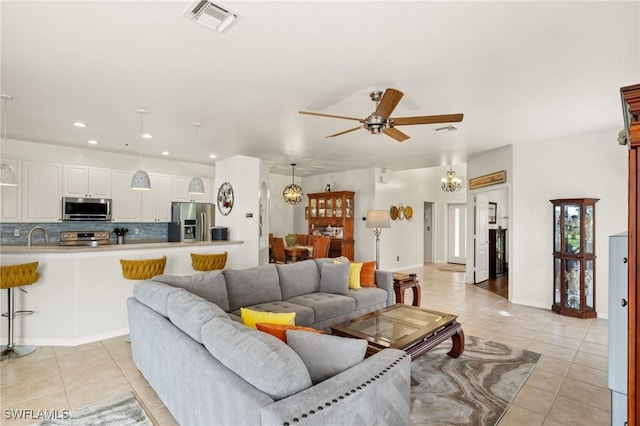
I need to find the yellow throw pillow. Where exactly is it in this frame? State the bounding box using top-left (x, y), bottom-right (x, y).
top-left (348, 262), bottom-right (363, 289)
top-left (240, 308), bottom-right (296, 329)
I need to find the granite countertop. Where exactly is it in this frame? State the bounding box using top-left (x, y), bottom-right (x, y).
top-left (0, 240), bottom-right (243, 254)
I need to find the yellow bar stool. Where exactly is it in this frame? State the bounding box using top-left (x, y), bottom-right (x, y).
top-left (1, 262), bottom-right (40, 361)
top-left (120, 256), bottom-right (167, 342)
top-left (190, 251), bottom-right (228, 271)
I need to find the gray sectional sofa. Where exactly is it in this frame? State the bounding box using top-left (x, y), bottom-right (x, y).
top-left (127, 258), bottom-right (411, 425)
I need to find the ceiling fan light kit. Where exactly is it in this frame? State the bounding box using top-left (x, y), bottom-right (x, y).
top-left (283, 163), bottom-right (303, 205)
top-left (299, 88), bottom-right (463, 142)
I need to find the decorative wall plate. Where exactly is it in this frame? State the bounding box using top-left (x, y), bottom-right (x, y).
top-left (217, 182), bottom-right (234, 216)
top-left (405, 206), bottom-right (413, 220)
top-left (390, 205), bottom-right (399, 220)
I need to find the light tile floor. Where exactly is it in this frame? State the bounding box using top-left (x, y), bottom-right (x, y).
top-left (0, 263), bottom-right (611, 425)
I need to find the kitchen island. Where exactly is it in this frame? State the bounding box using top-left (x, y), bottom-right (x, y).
top-left (0, 240), bottom-right (244, 346)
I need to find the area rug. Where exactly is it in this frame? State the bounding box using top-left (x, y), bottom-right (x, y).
top-left (436, 263), bottom-right (466, 272)
top-left (410, 336), bottom-right (540, 425)
top-left (36, 392), bottom-right (153, 426)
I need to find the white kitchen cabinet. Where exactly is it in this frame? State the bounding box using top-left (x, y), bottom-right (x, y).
top-left (170, 175), bottom-right (212, 203)
top-left (0, 159), bottom-right (22, 222)
top-left (111, 170), bottom-right (141, 222)
top-left (140, 174), bottom-right (171, 222)
top-left (63, 165), bottom-right (111, 198)
top-left (22, 161), bottom-right (63, 222)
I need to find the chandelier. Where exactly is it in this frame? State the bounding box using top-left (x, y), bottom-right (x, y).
top-left (283, 163), bottom-right (303, 205)
top-left (441, 165), bottom-right (462, 192)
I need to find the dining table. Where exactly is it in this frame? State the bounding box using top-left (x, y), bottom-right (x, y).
top-left (285, 245), bottom-right (313, 262)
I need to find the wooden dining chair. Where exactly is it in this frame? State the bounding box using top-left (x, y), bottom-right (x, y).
top-left (270, 237), bottom-right (287, 264)
top-left (295, 234), bottom-right (309, 246)
top-left (311, 237), bottom-right (331, 259)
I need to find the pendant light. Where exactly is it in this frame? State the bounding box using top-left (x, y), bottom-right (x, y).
top-left (283, 163), bottom-right (303, 205)
top-left (441, 165), bottom-right (462, 192)
top-left (0, 94), bottom-right (18, 187)
top-left (131, 109), bottom-right (151, 190)
top-left (188, 122), bottom-right (205, 194)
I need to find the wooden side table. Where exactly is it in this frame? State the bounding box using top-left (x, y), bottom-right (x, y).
top-left (393, 277), bottom-right (421, 307)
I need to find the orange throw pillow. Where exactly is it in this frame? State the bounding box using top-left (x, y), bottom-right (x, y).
top-left (256, 323), bottom-right (324, 343)
top-left (360, 261), bottom-right (377, 287)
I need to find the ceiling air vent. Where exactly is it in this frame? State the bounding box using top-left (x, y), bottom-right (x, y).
top-left (182, 0), bottom-right (238, 33)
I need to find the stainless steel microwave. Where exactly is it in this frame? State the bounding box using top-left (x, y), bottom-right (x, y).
top-left (62, 197), bottom-right (112, 221)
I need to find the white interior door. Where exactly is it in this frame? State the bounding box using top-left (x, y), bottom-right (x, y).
top-left (423, 202), bottom-right (433, 263)
top-left (474, 195), bottom-right (489, 282)
top-left (447, 203), bottom-right (467, 264)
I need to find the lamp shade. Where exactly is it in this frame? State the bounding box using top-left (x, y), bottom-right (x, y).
top-left (131, 170), bottom-right (151, 190)
top-left (188, 177), bottom-right (205, 194)
top-left (366, 210), bottom-right (390, 228)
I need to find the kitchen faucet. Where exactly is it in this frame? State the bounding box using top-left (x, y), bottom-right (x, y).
top-left (27, 226), bottom-right (48, 249)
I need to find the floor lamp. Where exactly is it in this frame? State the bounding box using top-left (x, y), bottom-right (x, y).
top-left (366, 210), bottom-right (391, 269)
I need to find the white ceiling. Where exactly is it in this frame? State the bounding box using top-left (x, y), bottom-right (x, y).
top-left (1, 1), bottom-right (638, 176)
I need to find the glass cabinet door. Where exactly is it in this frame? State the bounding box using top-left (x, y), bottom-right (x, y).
top-left (326, 198), bottom-right (333, 217)
top-left (335, 197), bottom-right (343, 217)
top-left (584, 205), bottom-right (594, 254)
top-left (585, 259), bottom-right (594, 309)
top-left (310, 199), bottom-right (317, 218)
top-left (564, 259), bottom-right (581, 310)
top-left (554, 257), bottom-right (561, 304)
top-left (346, 197), bottom-right (353, 218)
top-left (554, 205), bottom-right (561, 252)
top-left (564, 205), bottom-right (581, 254)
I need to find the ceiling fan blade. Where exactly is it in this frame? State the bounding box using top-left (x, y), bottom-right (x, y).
top-left (326, 126), bottom-right (363, 138)
top-left (392, 113), bottom-right (464, 126)
top-left (299, 111), bottom-right (363, 121)
top-left (382, 127), bottom-right (410, 142)
top-left (375, 88), bottom-right (404, 120)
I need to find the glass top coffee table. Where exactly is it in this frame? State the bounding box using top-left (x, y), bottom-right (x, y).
top-left (330, 304), bottom-right (464, 360)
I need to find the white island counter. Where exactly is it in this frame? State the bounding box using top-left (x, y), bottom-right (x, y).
top-left (0, 240), bottom-right (245, 346)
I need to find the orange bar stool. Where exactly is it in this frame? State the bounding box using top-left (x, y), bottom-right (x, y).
top-left (190, 251), bottom-right (228, 271)
top-left (0, 262), bottom-right (40, 361)
top-left (120, 256), bottom-right (167, 342)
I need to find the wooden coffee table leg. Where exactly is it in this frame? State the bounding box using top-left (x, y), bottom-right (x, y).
top-left (447, 326), bottom-right (465, 358)
top-left (411, 284), bottom-right (421, 307)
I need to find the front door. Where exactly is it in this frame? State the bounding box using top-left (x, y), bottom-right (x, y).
top-left (447, 203), bottom-right (467, 264)
top-left (474, 195), bottom-right (490, 282)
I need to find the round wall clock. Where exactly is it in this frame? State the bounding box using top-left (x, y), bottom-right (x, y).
top-left (217, 182), bottom-right (234, 216)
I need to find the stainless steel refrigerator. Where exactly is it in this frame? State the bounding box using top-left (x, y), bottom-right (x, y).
top-left (168, 202), bottom-right (215, 242)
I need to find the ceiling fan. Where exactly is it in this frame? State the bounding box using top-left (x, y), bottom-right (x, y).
top-left (299, 88), bottom-right (463, 142)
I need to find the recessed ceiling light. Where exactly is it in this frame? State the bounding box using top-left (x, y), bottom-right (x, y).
top-left (435, 125), bottom-right (457, 132)
top-left (209, 154), bottom-right (217, 159)
top-left (161, 151), bottom-right (170, 156)
top-left (87, 140), bottom-right (98, 145)
top-left (142, 133), bottom-right (152, 139)
top-left (73, 121), bottom-right (87, 128)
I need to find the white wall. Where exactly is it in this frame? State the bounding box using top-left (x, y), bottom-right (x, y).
top-left (214, 155), bottom-right (264, 269)
top-left (511, 129), bottom-right (627, 318)
top-left (268, 173), bottom-right (296, 238)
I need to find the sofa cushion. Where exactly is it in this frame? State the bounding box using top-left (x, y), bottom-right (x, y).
top-left (319, 262), bottom-right (349, 295)
top-left (360, 261), bottom-right (377, 287)
top-left (276, 260), bottom-right (321, 300)
top-left (224, 264), bottom-right (282, 312)
top-left (240, 307), bottom-right (295, 329)
top-left (166, 289), bottom-right (229, 343)
top-left (286, 330), bottom-right (367, 384)
top-left (133, 280), bottom-right (181, 317)
top-left (286, 293), bottom-right (356, 323)
top-left (238, 301), bottom-right (315, 326)
top-left (256, 323), bottom-right (323, 343)
top-left (314, 256), bottom-right (349, 272)
top-left (202, 317), bottom-right (312, 400)
top-left (348, 262), bottom-right (363, 289)
top-left (153, 270), bottom-right (230, 312)
top-left (347, 287), bottom-right (388, 310)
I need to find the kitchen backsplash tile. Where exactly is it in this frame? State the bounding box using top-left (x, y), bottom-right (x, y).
top-left (0, 222), bottom-right (168, 245)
